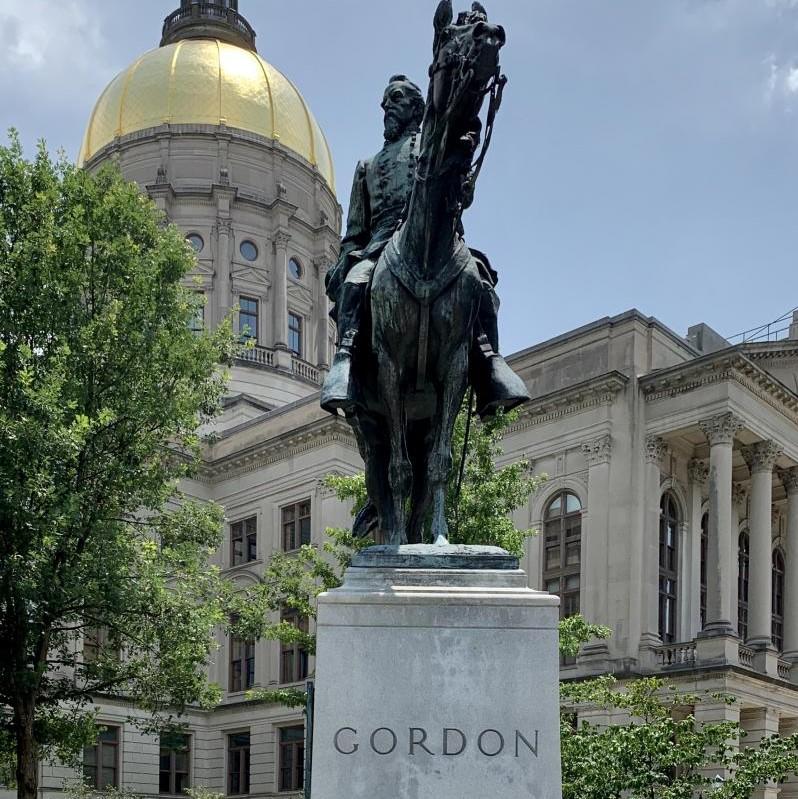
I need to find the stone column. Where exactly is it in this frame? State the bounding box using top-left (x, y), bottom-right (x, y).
top-left (272, 230), bottom-right (291, 369)
top-left (315, 258), bottom-right (330, 373)
top-left (687, 459), bottom-right (708, 638)
top-left (580, 435), bottom-right (612, 665)
top-left (641, 436), bottom-right (667, 646)
top-left (698, 413), bottom-right (744, 637)
top-left (215, 217), bottom-right (232, 327)
top-left (781, 468), bottom-right (798, 661)
top-left (694, 699), bottom-right (741, 783)
top-left (741, 707), bottom-right (781, 799)
top-left (744, 440), bottom-right (782, 649)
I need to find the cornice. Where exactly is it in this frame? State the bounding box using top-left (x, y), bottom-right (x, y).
top-left (506, 371), bottom-right (628, 434)
top-left (200, 417), bottom-right (357, 482)
top-left (740, 342), bottom-right (798, 360)
top-left (640, 351), bottom-right (798, 426)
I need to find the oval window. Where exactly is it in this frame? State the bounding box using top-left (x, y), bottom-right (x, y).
top-left (288, 257), bottom-right (303, 280)
top-left (186, 233), bottom-right (204, 253)
top-left (240, 240), bottom-right (258, 262)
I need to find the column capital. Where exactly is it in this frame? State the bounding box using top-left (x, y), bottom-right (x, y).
top-left (687, 458), bottom-right (709, 485)
top-left (743, 440), bottom-right (783, 474)
top-left (582, 434), bottom-right (612, 466)
top-left (216, 217), bottom-right (233, 236)
top-left (313, 256), bottom-right (331, 277)
top-left (272, 229), bottom-right (292, 248)
top-left (645, 435), bottom-right (668, 465)
top-left (780, 467), bottom-right (798, 496)
top-left (698, 412), bottom-right (745, 446)
top-left (732, 483), bottom-right (748, 506)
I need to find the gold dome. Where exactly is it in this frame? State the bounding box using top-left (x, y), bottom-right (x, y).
top-left (79, 39), bottom-right (335, 190)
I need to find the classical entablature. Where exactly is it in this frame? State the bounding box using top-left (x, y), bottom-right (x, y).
top-left (640, 349), bottom-right (798, 429)
top-left (200, 413), bottom-right (355, 482)
top-left (506, 371), bottom-right (629, 434)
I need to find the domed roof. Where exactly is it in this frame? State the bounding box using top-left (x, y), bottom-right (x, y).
top-left (78, 39), bottom-right (335, 191)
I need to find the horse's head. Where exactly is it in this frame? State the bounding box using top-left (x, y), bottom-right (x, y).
top-left (429, 1), bottom-right (505, 147)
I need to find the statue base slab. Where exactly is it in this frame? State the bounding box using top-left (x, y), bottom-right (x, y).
top-left (351, 543), bottom-right (518, 570)
top-left (311, 564), bottom-right (563, 799)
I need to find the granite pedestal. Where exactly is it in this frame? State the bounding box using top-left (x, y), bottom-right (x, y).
top-left (311, 547), bottom-right (562, 799)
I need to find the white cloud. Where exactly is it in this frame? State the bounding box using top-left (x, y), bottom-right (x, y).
top-left (0, 0), bottom-right (106, 76)
top-left (763, 56), bottom-right (798, 108)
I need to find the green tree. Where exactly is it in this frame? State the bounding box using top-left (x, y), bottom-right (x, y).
top-left (0, 134), bottom-right (236, 799)
top-left (561, 624), bottom-right (798, 798)
top-left (245, 404), bottom-right (543, 708)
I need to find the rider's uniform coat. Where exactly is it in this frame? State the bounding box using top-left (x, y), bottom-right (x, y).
top-left (324, 130), bottom-right (420, 303)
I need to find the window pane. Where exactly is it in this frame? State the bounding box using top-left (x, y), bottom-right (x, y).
top-left (99, 728), bottom-right (118, 743)
top-left (281, 727), bottom-right (304, 743)
top-left (566, 493), bottom-right (581, 513)
top-left (101, 768), bottom-right (116, 789)
top-left (545, 496), bottom-right (561, 518)
top-left (300, 516), bottom-right (311, 546)
top-left (159, 772), bottom-right (171, 794)
top-left (545, 546), bottom-right (560, 570)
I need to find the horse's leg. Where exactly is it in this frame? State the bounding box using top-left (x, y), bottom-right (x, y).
top-left (378, 360), bottom-right (411, 545)
top-left (348, 410), bottom-right (393, 542)
top-left (429, 347), bottom-right (469, 545)
top-left (407, 420), bottom-right (434, 544)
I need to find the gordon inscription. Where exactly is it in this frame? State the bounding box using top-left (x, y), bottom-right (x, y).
top-left (333, 727), bottom-right (540, 758)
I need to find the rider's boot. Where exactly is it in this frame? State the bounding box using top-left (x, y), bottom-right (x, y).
top-left (470, 293), bottom-right (531, 419)
top-left (320, 281), bottom-right (366, 415)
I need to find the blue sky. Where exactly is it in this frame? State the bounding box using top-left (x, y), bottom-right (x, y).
top-left (1, 0), bottom-right (797, 354)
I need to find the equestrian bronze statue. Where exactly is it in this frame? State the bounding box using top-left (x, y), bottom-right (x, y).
top-left (321, 1), bottom-right (529, 547)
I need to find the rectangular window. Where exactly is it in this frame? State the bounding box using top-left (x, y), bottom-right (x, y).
top-left (238, 297), bottom-right (258, 341)
top-left (159, 733), bottom-right (190, 795)
top-left (189, 294), bottom-right (205, 333)
top-left (229, 628), bottom-right (255, 693)
top-left (281, 500), bottom-right (311, 551)
top-left (227, 732), bottom-right (250, 796)
top-left (280, 610), bottom-right (309, 685)
top-left (231, 516), bottom-right (257, 566)
top-left (288, 312), bottom-right (303, 357)
top-left (83, 727), bottom-right (119, 790)
top-left (278, 726), bottom-right (304, 792)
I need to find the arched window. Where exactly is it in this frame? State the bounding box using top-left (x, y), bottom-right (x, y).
top-left (772, 547), bottom-right (786, 651)
top-left (700, 512), bottom-right (708, 629)
top-left (738, 531), bottom-right (750, 641)
top-left (658, 493), bottom-right (680, 643)
top-left (542, 491), bottom-right (582, 619)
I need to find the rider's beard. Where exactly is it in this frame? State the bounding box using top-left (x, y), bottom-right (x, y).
top-left (384, 112), bottom-right (408, 142)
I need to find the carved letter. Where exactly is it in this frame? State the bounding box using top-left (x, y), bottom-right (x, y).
top-left (409, 727), bottom-right (435, 756)
top-left (370, 727), bottom-right (398, 756)
top-left (477, 729), bottom-right (504, 757)
top-left (515, 730), bottom-right (538, 757)
top-left (333, 728), bottom-right (358, 755)
top-left (442, 728), bottom-right (467, 756)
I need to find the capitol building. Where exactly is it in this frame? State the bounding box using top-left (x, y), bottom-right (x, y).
top-left (12, 2), bottom-right (798, 798)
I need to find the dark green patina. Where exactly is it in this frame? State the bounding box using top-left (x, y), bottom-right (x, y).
top-left (321, 1), bottom-right (529, 547)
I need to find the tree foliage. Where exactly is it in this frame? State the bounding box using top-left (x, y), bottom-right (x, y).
top-left (0, 134), bottom-right (236, 799)
top-left (561, 624), bottom-right (798, 798)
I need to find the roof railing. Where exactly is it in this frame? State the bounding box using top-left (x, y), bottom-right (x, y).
top-left (726, 307), bottom-right (797, 345)
top-left (161, 3), bottom-right (256, 50)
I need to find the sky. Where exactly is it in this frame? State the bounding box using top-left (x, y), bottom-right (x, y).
top-left (1, 0), bottom-right (797, 355)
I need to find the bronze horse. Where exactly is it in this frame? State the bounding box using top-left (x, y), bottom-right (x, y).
top-left (350, 2), bottom-right (510, 546)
